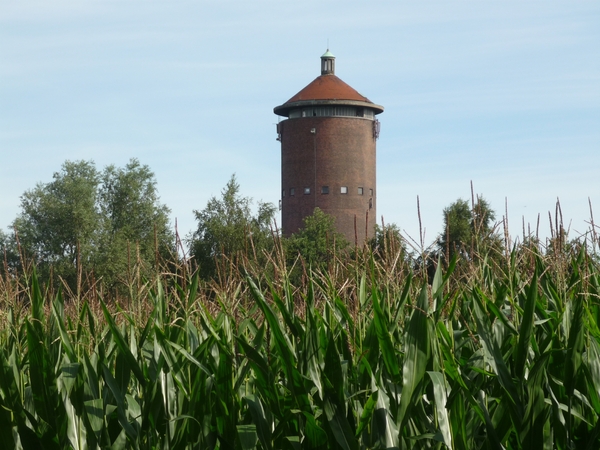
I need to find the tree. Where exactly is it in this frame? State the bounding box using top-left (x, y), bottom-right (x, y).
top-left (437, 196), bottom-right (497, 260)
top-left (11, 159), bottom-right (173, 290)
top-left (189, 175), bottom-right (276, 280)
top-left (0, 229), bottom-right (20, 272)
top-left (96, 159), bottom-right (174, 287)
top-left (471, 196), bottom-right (496, 236)
top-left (13, 160), bottom-right (101, 285)
top-left (369, 223), bottom-right (405, 261)
top-left (285, 207), bottom-right (348, 273)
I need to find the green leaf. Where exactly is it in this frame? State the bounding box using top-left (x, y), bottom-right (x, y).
top-left (514, 271), bottom-right (538, 381)
top-left (29, 267), bottom-right (45, 335)
top-left (302, 411), bottom-right (328, 447)
top-left (397, 284), bottom-right (430, 428)
top-left (427, 371), bottom-right (453, 449)
top-left (565, 291), bottom-right (585, 397)
top-left (371, 286), bottom-right (400, 381)
top-left (84, 398), bottom-right (104, 441)
top-left (237, 424), bottom-right (258, 450)
top-left (63, 393), bottom-right (87, 450)
top-left (473, 292), bottom-right (522, 423)
top-left (324, 333), bottom-right (345, 406)
top-left (324, 397), bottom-right (358, 450)
top-left (100, 299), bottom-right (146, 387)
top-left (101, 363), bottom-right (138, 441)
top-left (245, 395), bottom-right (272, 450)
top-left (372, 388), bottom-right (399, 449)
top-left (355, 390), bottom-right (378, 437)
top-left (520, 353), bottom-right (551, 449)
top-left (25, 320), bottom-right (61, 447)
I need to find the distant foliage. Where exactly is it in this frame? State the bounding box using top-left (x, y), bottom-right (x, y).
top-left (96, 159), bottom-right (173, 288)
top-left (189, 174), bottom-right (276, 280)
top-left (7, 159), bottom-right (173, 291)
top-left (12, 160), bottom-right (101, 287)
top-left (369, 223), bottom-right (406, 262)
top-left (285, 207), bottom-right (349, 274)
top-left (437, 196), bottom-right (499, 261)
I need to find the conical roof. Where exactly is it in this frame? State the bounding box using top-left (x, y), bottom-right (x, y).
top-left (274, 52), bottom-right (383, 117)
top-left (286, 75), bottom-right (372, 104)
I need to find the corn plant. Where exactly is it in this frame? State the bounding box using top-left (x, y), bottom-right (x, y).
top-left (0, 248), bottom-right (599, 449)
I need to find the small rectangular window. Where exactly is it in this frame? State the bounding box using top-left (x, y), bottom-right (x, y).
top-left (321, 186), bottom-right (329, 194)
top-left (290, 188), bottom-right (295, 196)
top-left (282, 189), bottom-right (285, 197)
top-left (304, 187), bottom-right (311, 195)
top-left (340, 186), bottom-right (348, 194)
top-left (369, 189), bottom-right (373, 196)
top-left (358, 187), bottom-right (364, 195)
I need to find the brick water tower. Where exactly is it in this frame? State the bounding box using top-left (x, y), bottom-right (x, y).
top-left (274, 50), bottom-right (383, 244)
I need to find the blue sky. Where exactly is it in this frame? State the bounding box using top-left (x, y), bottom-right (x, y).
top-left (2, 1), bottom-right (599, 249)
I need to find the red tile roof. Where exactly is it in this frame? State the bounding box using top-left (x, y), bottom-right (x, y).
top-left (285, 74), bottom-right (372, 103)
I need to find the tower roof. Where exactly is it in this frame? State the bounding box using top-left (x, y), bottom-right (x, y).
top-left (274, 51), bottom-right (384, 117)
top-left (321, 49), bottom-right (335, 58)
top-left (286, 75), bottom-right (372, 104)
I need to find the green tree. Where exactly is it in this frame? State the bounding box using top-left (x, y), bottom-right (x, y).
top-left (11, 159), bottom-right (173, 290)
top-left (285, 207), bottom-right (348, 273)
top-left (471, 196), bottom-right (496, 236)
top-left (97, 159), bottom-right (174, 288)
top-left (438, 196), bottom-right (497, 260)
top-left (189, 175), bottom-right (276, 280)
top-left (13, 160), bottom-right (101, 286)
top-left (369, 223), bottom-right (405, 261)
top-left (0, 229), bottom-right (20, 272)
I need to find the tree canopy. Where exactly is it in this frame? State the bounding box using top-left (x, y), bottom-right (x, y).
top-left (437, 196), bottom-right (497, 260)
top-left (9, 159), bottom-right (173, 290)
top-left (189, 175), bottom-right (276, 280)
top-left (96, 159), bottom-right (174, 287)
top-left (285, 207), bottom-right (348, 273)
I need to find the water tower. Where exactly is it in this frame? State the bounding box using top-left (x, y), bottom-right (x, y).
top-left (274, 50), bottom-right (383, 244)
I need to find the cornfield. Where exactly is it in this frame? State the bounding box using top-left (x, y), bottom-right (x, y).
top-left (1, 245), bottom-right (599, 449)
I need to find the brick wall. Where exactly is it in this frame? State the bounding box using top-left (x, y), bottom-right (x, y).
top-left (280, 116), bottom-right (376, 244)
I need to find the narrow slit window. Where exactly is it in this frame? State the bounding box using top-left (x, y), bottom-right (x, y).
top-left (282, 189), bottom-right (285, 197)
top-left (358, 187), bottom-right (364, 195)
top-left (290, 188), bottom-right (295, 196)
top-left (369, 189), bottom-right (373, 196)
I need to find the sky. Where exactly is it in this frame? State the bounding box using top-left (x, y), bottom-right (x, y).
top-left (1, 1), bottom-right (599, 250)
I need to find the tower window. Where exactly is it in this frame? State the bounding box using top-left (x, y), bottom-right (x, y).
top-left (290, 188), bottom-right (295, 196)
top-left (358, 187), bottom-right (364, 195)
top-left (304, 187), bottom-right (311, 195)
top-left (370, 189), bottom-right (373, 196)
top-left (340, 186), bottom-right (348, 194)
top-left (282, 189), bottom-right (285, 197)
top-left (294, 106), bottom-right (364, 118)
top-left (321, 186), bottom-right (329, 194)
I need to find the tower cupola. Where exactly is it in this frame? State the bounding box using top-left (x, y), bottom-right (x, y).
top-left (320, 49), bottom-right (335, 75)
